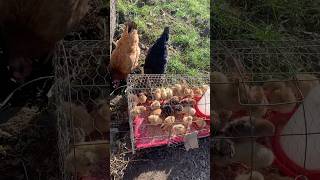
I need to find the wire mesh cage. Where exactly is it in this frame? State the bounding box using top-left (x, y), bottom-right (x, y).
top-left (54, 40), bottom-right (110, 180)
top-left (126, 74), bottom-right (210, 154)
top-left (211, 40), bottom-right (320, 180)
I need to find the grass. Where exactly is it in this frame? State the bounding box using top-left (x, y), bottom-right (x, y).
top-left (212, 0), bottom-right (320, 40)
top-left (116, 0), bottom-right (210, 76)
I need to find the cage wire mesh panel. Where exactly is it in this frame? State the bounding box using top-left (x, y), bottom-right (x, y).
top-left (54, 40), bottom-right (110, 180)
top-left (126, 74), bottom-right (210, 153)
top-left (211, 40), bottom-right (320, 180)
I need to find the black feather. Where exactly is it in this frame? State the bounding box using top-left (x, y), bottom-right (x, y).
top-left (144, 27), bottom-right (169, 74)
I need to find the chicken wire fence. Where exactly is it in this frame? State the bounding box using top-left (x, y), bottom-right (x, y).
top-left (126, 74), bottom-right (210, 154)
top-left (54, 40), bottom-right (110, 180)
top-left (211, 40), bottom-right (320, 180)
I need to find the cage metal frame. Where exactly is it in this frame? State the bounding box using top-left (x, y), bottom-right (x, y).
top-left (126, 73), bottom-right (210, 154)
top-left (54, 40), bottom-right (109, 180)
top-left (211, 40), bottom-right (320, 180)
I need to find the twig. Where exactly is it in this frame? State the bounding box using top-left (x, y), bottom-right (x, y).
top-left (110, 85), bottom-right (128, 96)
top-left (0, 76), bottom-right (54, 111)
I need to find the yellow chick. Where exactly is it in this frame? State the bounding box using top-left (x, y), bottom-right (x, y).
top-left (161, 116), bottom-right (175, 131)
top-left (160, 88), bottom-right (168, 99)
top-left (180, 98), bottom-right (196, 107)
top-left (165, 88), bottom-right (173, 99)
top-left (148, 115), bottom-right (163, 125)
top-left (222, 116), bottom-right (275, 140)
top-left (130, 106), bottom-right (147, 118)
top-left (263, 79), bottom-right (286, 94)
top-left (150, 100), bottom-right (161, 110)
top-left (62, 102), bottom-right (95, 136)
top-left (183, 88), bottom-right (194, 98)
top-left (138, 92), bottom-right (147, 104)
top-left (153, 88), bottom-right (162, 100)
top-left (268, 85), bottom-right (296, 113)
top-left (128, 94), bottom-right (139, 105)
top-left (182, 116), bottom-right (193, 128)
top-left (211, 71), bottom-right (250, 118)
top-left (151, 108), bottom-right (162, 116)
top-left (172, 83), bottom-right (183, 96)
top-left (201, 84), bottom-right (209, 93)
top-left (172, 124), bottom-right (186, 136)
top-left (248, 86), bottom-right (268, 118)
top-left (181, 106), bottom-right (196, 116)
top-left (235, 171), bottom-right (264, 180)
top-left (91, 101), bottom-right (110, 134)
top-left (194, 117), bottom-right (207, 129)
top-left (65, 142), bottom-right (109, 177)
top-left (193, 87), bottom-right (203, 97)
top-left (233, 142), bottom-right (274, 169)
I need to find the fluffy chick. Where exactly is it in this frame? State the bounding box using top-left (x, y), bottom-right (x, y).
top-left (154, 90), bottom-right (162, 100)
top-left (212, 138), bottom-right (236, 165)
top-left (193, 87), bottom-right (203, 97)
top-left (161, 116), bottom-right (175, 131)
top-left (150, 100), bottom-right (161, 110)
top-left (235, 171), bottom-right (264, 180)
top-left (248, 86), bottom-right (268, 118)
top-left (161, 104), bottom-right (175, 116)
top-left (262, 79), bottom-right (286, 95)
top-left (233, 142), bottom-right (274, 169)
top-left (144, 27), bottom-right (169, 74)
top-left (180, 98), bottom-right (196, 107)
top-left (181, 106), bottom-right (196, 116)
top-left (211, 71), bottom-right (250, 117)
top-left (183, 88), bottom-right (194, 98)
top-left (263, 79), bottom-right (297, 113)
top-left (214, 140), bottom-right (274, 169)
top-left (172, 124), bottom-right (186, 136)
top-left (137, 93), bottom-right (147, 104)
top-left (172, 83), bottom-right (184, 96)
top-left (130, 106), bottom-right (147, 118)
top-left (151, 108), bottom-right (162, 116)
top-left (194, 117), bottom-right (207, 129)
top-left (90, 101), bottom-right (110, 134)
top-left (201, 85), bottom-right (210, 93)
top-left (62, 102), bottom-right (94, 136)
top-left (65, 142), bottom-right (109, 177)
top-left (222, 116), bottom-right (275, 141)
top-left (165, 88), bottom-right (173, 99)
top-left (109, 21), bottom-right (140, 82)
top-left (268, 85), bottom-right (296, 113)
top-left (128, 94), bottom-right (139, 106)
top-left (148, 115), bottom-right (163, 125)
top-left (168, 96), bottom-right (180, 105)
top-left (182, 116), bottom-right (193, 128)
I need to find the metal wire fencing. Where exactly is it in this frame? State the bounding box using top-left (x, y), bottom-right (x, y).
top-left (54, 40), bottom-right (110, 180)
top-left (211, 40), bottom-right (320, 180)
top-left (126, 74), bottom-right (210, 154)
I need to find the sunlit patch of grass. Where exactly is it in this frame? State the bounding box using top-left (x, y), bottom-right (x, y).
top-left (117, 0), bottom-right (210, 75)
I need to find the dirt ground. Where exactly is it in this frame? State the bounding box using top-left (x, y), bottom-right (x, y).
top-left (123, 138), bottom-right (210, 180)
top-left (110, 93), bottom-right (210, 180)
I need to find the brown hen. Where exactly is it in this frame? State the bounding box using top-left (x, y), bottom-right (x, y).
top-left (109, 21), bottom-right (140, 82)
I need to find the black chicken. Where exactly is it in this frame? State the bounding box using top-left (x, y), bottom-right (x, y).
top-left (143, 27), bottom-right (169, 74)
